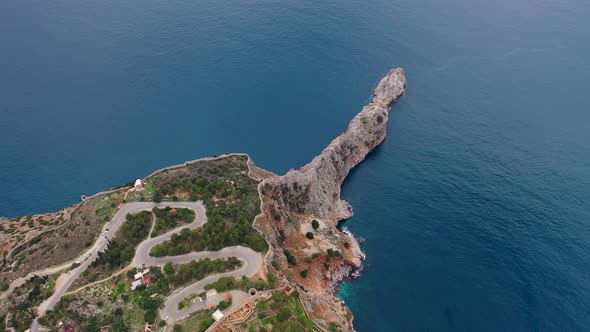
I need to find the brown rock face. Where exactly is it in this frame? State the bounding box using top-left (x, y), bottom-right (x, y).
top-left (255, 68), bottom-right (406, 330)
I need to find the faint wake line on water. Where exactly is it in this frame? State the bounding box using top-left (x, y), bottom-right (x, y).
top-left (424, 46), bottom-right (567, 73)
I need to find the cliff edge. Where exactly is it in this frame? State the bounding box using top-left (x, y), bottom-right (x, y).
top-left (254, 68), bottom-right (406, 331)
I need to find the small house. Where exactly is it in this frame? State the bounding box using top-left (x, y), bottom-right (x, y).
top-left (134, 179), bottom-right (144, 191)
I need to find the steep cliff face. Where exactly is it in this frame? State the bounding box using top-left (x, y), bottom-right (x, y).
top-left (255, 68), bottom-right (407, 330)
top-left (262, 68), bottom-right (406, 221)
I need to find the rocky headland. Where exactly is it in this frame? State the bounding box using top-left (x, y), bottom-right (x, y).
top-left (253, 68), bottom-right (407, 330)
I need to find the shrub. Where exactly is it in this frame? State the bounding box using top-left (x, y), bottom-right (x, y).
top-left (271, 260), bottom-right (280, 271)
top-left (306, 232), bottom-right (314, 240)
top-left (267, 272), bottom-right (278, 288)
top-left (164, 262), bottom-right (174, 275)
top-left (217, 299), bottom-right (231, 310)
top-left (277, 307), bottom-right (292, 322)
top-left (330, 322), bottom-right (340, 332)
top-left (153, 191), bottom-right (163, 203)
top-left (284, 250), bottom-right (297, 266)
top-left (300, 269), bottom-right (308, 278)
top-left (311, 220), bottom-right (319, 230)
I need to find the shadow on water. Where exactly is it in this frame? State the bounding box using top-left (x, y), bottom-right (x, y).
top-left (337, 143), bottom-right (385, 230)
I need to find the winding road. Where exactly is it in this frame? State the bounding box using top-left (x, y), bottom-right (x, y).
top-left (31, 201), bottom-right (263, 331)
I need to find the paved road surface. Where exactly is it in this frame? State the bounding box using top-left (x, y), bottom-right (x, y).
top-left (157, 246), bottom-right (261, 323)
top-left (30, 201), bottom-right (263, 331)
top-left (163, 289), bottom-right (250, 324)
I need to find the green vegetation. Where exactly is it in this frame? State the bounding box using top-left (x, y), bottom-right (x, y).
top-left (237, 290), bottom-right (316, 331)
top-left (216, 296), bottom-right (232, 310)
top-left (306, 232), bottom-right (314, 239)
top-left (284, 249), bottom-right (297, 266)
top-left (330, 322), bottom-right (343, 332)
top-left (327, 248), bottom-right (335, 257)
top-left (94, 192), bottom-right (124, 222)
top-left (174, 310), bottom-right (215, 332)
top-left (150, 203), bottom-right (267, 256)
top-left (4, 275), bottom-right (55, 332)
top-left (147, 155), bottom-right (268, 255)
top-left (151, 206), bottom-right (195, 237)
top-left (163, 257), bottom-right (242, 288)
top-left (0, 313), bottom-right (7, 330)
top-left (312, 220), bottom-right (320, 230)
top-left (41, 267), bottom-right (170, 331)
top-left (91, 211), bottom-right (152, 269)
top-left (300, 269), bottom-right (308, 278)
top-left (277, 307), bottom-right (292, 322)
top-left (204, 273), bottom-right (279, 293)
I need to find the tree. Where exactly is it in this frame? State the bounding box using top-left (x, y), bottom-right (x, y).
top-left (153, 191), bottom-right (163, 203)
top-left (283, 250), bottom-right (297, 265)
top-left (306, 232), bottom-right (314, 240)
top-left (277, 307), bottom-right (292, 322)
top-left (267, 272), bottom-right (278, 288)
top-left (327, 248), bottom-right (334, 257)
top-left (329, 322), bottom-right (341, 332)
top-left (300, 269), bottom-right (308, 278)
top-left (164, 262), bottom-right (174, 275)
top-left (311, 220), bottom-right (319, 230)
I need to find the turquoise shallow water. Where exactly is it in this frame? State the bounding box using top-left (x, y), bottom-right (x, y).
top-left (2, 0), bottom-right (590, 331)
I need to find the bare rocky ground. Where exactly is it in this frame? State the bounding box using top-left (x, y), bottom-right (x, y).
top-left (1, 190), bottom-right (127, 282)
top-left (1, 207), bottom-right (73, 265)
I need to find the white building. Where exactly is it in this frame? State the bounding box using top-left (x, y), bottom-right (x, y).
top-left (212, 309), bottom-right (225, 322)
top-left (131, 279), bottom-right (142, 291)
top-left (134, 179), bottom-right (144, 191)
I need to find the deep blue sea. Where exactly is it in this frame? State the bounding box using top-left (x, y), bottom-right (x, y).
top-left (1, 0), bottom-right (590, 330)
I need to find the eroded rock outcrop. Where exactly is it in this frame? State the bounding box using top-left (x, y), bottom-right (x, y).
top-left (254, 68), bottom-right (406, 331)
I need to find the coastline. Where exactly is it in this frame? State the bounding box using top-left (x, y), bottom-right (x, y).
top-left (1, 69), bottom-right (406, 331)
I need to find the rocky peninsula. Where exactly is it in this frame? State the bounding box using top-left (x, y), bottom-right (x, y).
top-left (254, 68), bottom-right (407, 330)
